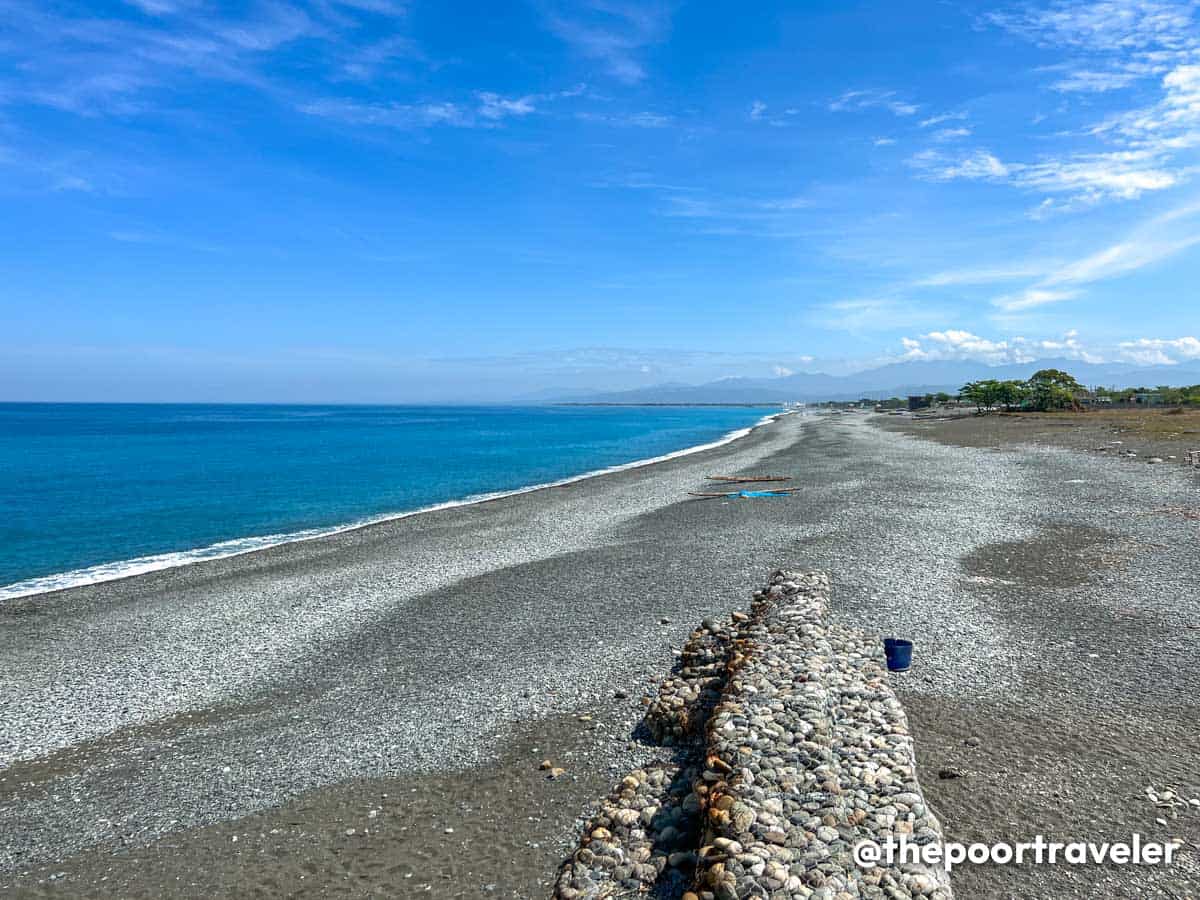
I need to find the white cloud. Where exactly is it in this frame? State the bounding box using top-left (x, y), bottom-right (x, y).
top-left (758, 195), bottom-right (811, 210)
top-left (932, 127), bottom-right (972, 141)
top-left (1043, 218), bottom-right (1200, 285)
top-left (773, 365), bottom-right (794, 377)
top-left (750, 100), bottom-right (767, 120)
top-left (1116, 336), bottom-right (1200, 364)
top-left (917, 149), bottom-right (1010, 179)
top-left (1020, 153), bottom-right (1179, 201)
top-left (300, 98), bottom-right (471, 128)
top-left (993, 287), bottom-right (1082, 311)
top-left (900, 329), bottom-right (1035, 364)
top-left (914, 145), bottom-right (1181, 208)
top-left (1049, 67), bottom-right (1148, 92)
top-left (302, 84), bottom-right (587, 130)
top-left (1091, 63), bottom-right (1200, 146)
top-left (915, 262), bottom-right (1058, 286)
top-left (873, 137), bottom-right (897, 146)
top-left (830, 89), bottom-right (919, 117)
top-left (123, 0), bottom-right (190, 14)
top-left (477, 92), bottom-right (537, 120)
top-left (963, 6), bottom-right (1200, 210)
top-left (576, 110), bottom-right (672, 128)
top-left (810, 297), bottom-right (946, 332)
top-left (919, 111), bottom-right (968, 128)
top-left (986, 200), bottom-right (1200, 311)
top-left (0, 0), bottom-right (417, 119)
top-left (662, 196), bottom-right (718, 218)
top-left (543, 2), bottom-right (671, 84)
top-left (986, 1), bottom-right (1200, 54)
top-left (898, 328), bottom-right (1107, 364)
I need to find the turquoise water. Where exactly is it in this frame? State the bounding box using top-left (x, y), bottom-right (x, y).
top-left (0, 404), bottom-right (771, 597)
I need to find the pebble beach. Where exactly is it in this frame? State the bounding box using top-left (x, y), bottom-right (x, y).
top-left (2, 411), bottom-right (1199, 898)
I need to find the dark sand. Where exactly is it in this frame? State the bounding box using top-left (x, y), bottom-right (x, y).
top-left (4, 411), bottom-right (1200, 898)
top-left (885, 405), bottom-right (1200, 462)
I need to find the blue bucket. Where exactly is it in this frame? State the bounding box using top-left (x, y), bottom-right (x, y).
top-left (883, 638), bottom-right (913, 672)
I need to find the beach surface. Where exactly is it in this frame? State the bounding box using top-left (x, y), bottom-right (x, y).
top-left (3, 411), bottom-right (1199, 898)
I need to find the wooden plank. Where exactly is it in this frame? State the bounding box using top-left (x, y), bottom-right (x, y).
top-left (706, 475), bottom-right (791, 483)
top-left (688, 489), bottom-right (797, 497)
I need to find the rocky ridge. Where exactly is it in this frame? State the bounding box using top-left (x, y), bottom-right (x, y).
top-left (553, 570), bottom-right (952, 900)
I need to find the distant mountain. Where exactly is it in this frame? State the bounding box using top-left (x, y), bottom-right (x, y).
top-left (566, 359), bottom-right (1200, 404)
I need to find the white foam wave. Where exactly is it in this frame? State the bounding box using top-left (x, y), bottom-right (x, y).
top-left (0, 412), bottom-right (785, 602)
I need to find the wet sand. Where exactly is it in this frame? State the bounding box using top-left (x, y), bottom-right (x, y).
top-left (3, 411), bottom-right (1200, 898)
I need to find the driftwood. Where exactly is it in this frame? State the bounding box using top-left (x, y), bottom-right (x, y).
top-left (688, 489), bottom-right (797, 498)
top-left (706, 474), bottom-right (791, 483)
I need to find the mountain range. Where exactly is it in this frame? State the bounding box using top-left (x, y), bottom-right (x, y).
top-left (565, 359), bottom-right (1200, 404)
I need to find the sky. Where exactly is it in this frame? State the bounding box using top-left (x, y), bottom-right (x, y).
top-left (2, 0), bottom-right (1200, 402)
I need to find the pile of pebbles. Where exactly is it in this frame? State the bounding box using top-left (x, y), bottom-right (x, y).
top-left (645, 611), bottom-right (743, 745)
top-left (553, 570), bottom-right (952, 900)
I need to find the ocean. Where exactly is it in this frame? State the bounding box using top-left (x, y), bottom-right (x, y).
top-left (0, 403), bottom-right (773, 599)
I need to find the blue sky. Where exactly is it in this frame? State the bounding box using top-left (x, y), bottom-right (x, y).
top-left (2, 0), bottom-right (1199, 401)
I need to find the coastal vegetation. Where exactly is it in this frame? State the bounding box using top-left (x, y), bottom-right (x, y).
top-left (960, 369), bottom-right (1200, 414)
top-left (960, 368), bottom-right (1083, 413)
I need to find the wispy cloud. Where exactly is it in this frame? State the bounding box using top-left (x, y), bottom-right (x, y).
top-left (477, 92), bottom-right (537, 120)
top-left (661, 196), bottom-right (718, 218)
top-left (992, 286), bottom-right (1082, 311)
top-left (644, 187), bottom-right (819, 237)
top-left (912, 148), bottom-right (1010, 179)
top-left (0, 0), bottom-right (413, 119)
top-left (757, 195), bottom-right (812, 210)
top-left (809, 297), bottom-right (947, 332)
top-left (576, 109), bottom-right (673, 128)
top-left (1087, 63), bottom-right (1200, 148)
top-left (300, 98), bottom-right (470, 128)
top-left (302, 84), bottom-right (586, 129)
top-left (985, 0), bottom-right (1199, 54)
top-left (542, 1), bottom-right (672, 84)
top-left (1047, 66), bottom-right (1151, 92)
top-left (338, 35), bottom-right (425, 82)
top-left (992, 199), bottom-right (1200, 309)
top-left (911, 144), bottom-right (1183, 211)
top-left (915, 261), bottom-right (1059, 286)
top-left (830, 89), bottom-right (919, 117)
top-left (1041, 217), bottom-right (1200, 285)
top-left (919, 111), bottom-right (968, 128)
top-left (961, 3), bottom-right (1200, 211)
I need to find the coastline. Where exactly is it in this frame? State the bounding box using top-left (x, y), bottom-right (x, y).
top-left (4, 411), bottom-right (1198, 899)
top-left (0, 410), bottom-right (786, 603)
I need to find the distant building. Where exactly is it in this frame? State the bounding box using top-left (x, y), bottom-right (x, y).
top-left (908, 395), bottom-right (932, 411)
top-left (1133, 392), bottom-right (1165, 406)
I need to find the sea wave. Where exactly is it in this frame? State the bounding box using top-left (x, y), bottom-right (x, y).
top-left (0, 412), bottom-right (785, 602)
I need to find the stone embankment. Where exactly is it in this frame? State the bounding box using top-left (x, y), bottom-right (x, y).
top-left (553, 570), bottom-right (952, 900)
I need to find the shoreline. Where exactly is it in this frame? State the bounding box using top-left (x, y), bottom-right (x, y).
top-left (0, 411), bottom-right (787, 603)
top-left (2, 411), bottom-right (1199, 898)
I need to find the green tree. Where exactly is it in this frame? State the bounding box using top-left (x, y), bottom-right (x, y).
top-left (1027, 368), bottom-right (1083, 411)
top-left (961, 379), bottom-right (1006, 413)
top-left (995, 379), bottom-right (1030, 411)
